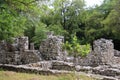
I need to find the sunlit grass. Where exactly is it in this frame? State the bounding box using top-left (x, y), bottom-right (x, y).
top-left (0, 70), bottom-right (98, 80)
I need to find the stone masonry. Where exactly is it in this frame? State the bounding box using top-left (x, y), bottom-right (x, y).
top-left (12, 36), bottom-right (29, 51)
top-left (39, 32), bottom-right (67, 60)
top-left (0, 36), bottom-right (120, 79)
top-left (0, 33), bottom-right (67, 64)
top-left (78, 38), bottom-right (120, 66)
top-left (0, 36), bottom-right (41, 65)
top-left (92, 38), bottom-right (115, 65)
top-left (0, 36), bottom-right (120, 80)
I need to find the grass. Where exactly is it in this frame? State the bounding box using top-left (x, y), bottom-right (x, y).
top-left (0, 70), bottom-right (98, 80)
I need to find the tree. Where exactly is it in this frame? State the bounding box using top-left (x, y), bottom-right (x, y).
top-left (82, 8), bottom-right (104, 43)
top-left (50, 0), bottom-right (85, 41)
top-left (0, 0), bottom-right (41, 41)
top-left (102, 0), bottom-right (120, 39)
top-left (75, 0), bottom-right (120, 44)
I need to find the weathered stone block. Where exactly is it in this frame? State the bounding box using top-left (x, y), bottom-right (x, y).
top-left (93, 38), bottom-right (114, 65)
top-left (39, 32), bottom-right (67, 60)
top-left (30, 43), bottom-right (35, 50)
top-left (77, 38), bottom-right (118, 66)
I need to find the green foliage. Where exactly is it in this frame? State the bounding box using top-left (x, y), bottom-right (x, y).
top-left (79, 44), bottom-right (91, 57)
top-left (63, 34), bottom-right (91, 57)
top-left (102, 0), bottom-right (120, 39)
top-left (32, 22), bottom-right (48, 48)
top-left (0, 6), bottom-right (26, 40)
top-left (1, 0), bottom-right (120, 50)
top-left (47, 24), bottom-right (67, 35)
top-left (0, 0), bottom-right (41, 41)
top-left (51, 0), bottom-right (85, 39)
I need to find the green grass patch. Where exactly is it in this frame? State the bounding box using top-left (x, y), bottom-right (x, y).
top-left (0, 70), bottom-right (98, 80)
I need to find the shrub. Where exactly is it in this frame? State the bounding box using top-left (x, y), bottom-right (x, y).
top-left (63, 34), bottom-right (91, 57)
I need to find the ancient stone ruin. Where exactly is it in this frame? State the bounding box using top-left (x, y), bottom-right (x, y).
top-left (39, 32), bottom-right (67, 60)
top-left (0, 36), bottom-right (41, 64)
top-left (0, 32), bottom-right (67, 64)
top-left (93, 38), bottom-right (115, 65)
top-left (0, 33), bottom-right (120, 80)
top-left (77, 38), bottom-right (120, 67)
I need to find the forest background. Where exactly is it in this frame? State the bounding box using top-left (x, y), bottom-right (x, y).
top-left (0, 0), bottom-right (120, 55)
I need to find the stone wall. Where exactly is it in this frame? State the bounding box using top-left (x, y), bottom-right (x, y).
top-left (0, 33), bottom-right (67, 65)
top-left (78, 38), bottom-right (120, 66)
top-left (39, 32), bottom-right (67, 60)
top-left (0, 35), bottom-right (120, 70)
top-left (0, 41), bottom-right (15, 64)
top-left (0, 64), bottom-right (71, 75)
top-left (25, 61), bottom-right (75, 71)
top-left (76, 65), bottom-right (120, 79)
top-left (0, 37), bottom-right (41, 65)
top-left (12, 36), bottom-right (29, 51)
top-left (0, 63), bottom-right (120, 80)
top-left (20, 50), bottom-right (41, 64)
top-left (114, 50), bottom-right (120, 57)
top-left (93, 38), bottom-right (114, 65)
top-left (50, 61), bottom-right (75, 71)
top-left (0, 37), bottom-right (120, 79)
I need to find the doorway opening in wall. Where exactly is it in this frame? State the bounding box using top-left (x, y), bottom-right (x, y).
top-left (113, 39), bottom-right (120, 51)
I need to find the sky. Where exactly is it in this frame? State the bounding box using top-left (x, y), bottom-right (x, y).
top-left (85, 0), bottom-right (104, 7)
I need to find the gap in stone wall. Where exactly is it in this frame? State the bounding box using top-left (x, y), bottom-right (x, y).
top-left (113, 39), bottom-right (120, 51)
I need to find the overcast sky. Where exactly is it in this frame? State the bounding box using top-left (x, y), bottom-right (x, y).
top-left (85, 0), bottom-right (104, 7)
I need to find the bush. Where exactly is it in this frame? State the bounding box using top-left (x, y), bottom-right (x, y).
top-left (63, 34), bottom-right (91, 57)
